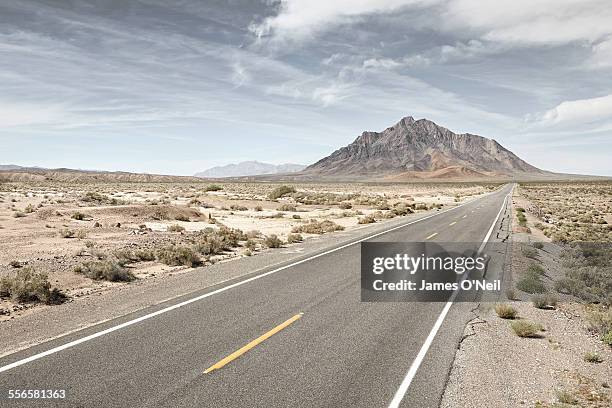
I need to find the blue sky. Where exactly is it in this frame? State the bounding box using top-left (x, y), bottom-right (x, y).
top-left (1, 0), bottom-right (611, 176)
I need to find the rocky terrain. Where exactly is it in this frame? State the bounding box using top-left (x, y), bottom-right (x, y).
top-left (303, 116), bottom-right (548, 180)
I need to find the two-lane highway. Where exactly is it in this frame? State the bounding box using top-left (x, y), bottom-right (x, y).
top-left (0, 184), bottom-right (513, 407)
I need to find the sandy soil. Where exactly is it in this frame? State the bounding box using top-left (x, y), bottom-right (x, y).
top-left (0, 181), bottom-right (494, 321)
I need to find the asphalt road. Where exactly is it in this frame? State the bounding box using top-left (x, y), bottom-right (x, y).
top-left (0, 184), bottom-right (513, 408)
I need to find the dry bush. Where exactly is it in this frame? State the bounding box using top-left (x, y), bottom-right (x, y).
top-left (277, 204), bottom-right (297, 212)
top-left (583, 351), bottom-right (603, 363)
top-left (511, 320), bottom-right (544, 338)
top-left (292, 220), bottom-right (344, 234)
top-left (286, 233), bottom-right (303, 244)
top-left (264, 234), bottom-right (283, 248)
top-left (168, 224), bottom-right (185, 232)
top-left (268, 185), bottom-right (296, 200)
top-left (494, 304), bottom-right (517, 319)
top-left (358, 215), bottom-right (376, 224)
top-left (339, 202), bottom-right (352, 209)
top-left (531, 294), bottom-right (558, 309)
top-left (156, 245), bottom-right (201, 267)
top-left (74, 260), bottom-right (135, 282)
top-left (0, 267), bottom-right (52, 303)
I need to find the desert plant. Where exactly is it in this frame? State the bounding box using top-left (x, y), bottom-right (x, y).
top-left (511, 320), bottom-right (544, 338)
top-left (13, 211), bottom-right (26, 218)
top-left (168, 224), bottom-right (185, 232)
top-left (264, 234), bottom-right (283, 248)
top-left (59, 229), bottom-right (75, 238)
top-left (358, 215), bottom-right (376, 224)
top-left (175, 214), bottom-right (190, 222)
top-left (583, 351), bottom-right (603, 363)
top-left (205, 184), bottom-right (223, 192)
top-left (156, 245), bottom-right (201, 267)
top-left (277, 204), bottom-right (297, 212)
top-left (495, 304), bottom-right (517, 319)
top-left (76, 229), bottom-right (87, 239)
top-left (556, 390), bottom-right (578, 405)
top-left (339, 202), bottom-right (352, 209)
top-left (527, 263), bottom-right (545, 275)
top-left (245, 239), bottom-right (257, 251)
top-left (9, 260), bottom-right (22, 268)
top-left (292, 220), bottom-right (344, 234)
top-left (516, 269), bottom-right (546, 294)
top-left (268, 185), bottom-right (296, 200)
top-left (74, 260), bottom-right (135, 282)
top-left (0, 267), bottom-right (51, 303)
top-left (532, 242), bottom-right (544, 249)
top-left (532, 294), bottom-right (558, 309)
top-left (24, 204), bottom-right (35, 213)
top-left (602, 330), bottom-right (612, 346)
top-left (521, 246), bottom-right (538, 259)
top-left (254, 205), bottom-right (263, 212)
top-left (230, 204), bottom-right (248, 211)
top-left (72, 212), bottom-right (87, 220)
top-left (286, 233), bottom-right (303, 244)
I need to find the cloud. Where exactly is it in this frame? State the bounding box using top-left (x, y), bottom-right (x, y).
top-left (444, 0), bottom-right (612, 45)
top-left (532, 94), bottom-right (612, 124)
top-left (249, 0), bottom-right (435, 42)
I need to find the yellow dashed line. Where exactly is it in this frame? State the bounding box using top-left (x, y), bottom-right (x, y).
top-left (425, 232), bottom-right (438, 240)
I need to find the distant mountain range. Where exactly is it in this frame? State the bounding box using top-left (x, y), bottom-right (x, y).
top-left (195, 161), bottom-right (305, 178)
top-left (301, 116), bottom-right (549, 180)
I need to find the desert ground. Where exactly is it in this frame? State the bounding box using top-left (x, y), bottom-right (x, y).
top-left (443, 181), bottom-right (612, 408)
top-left (0, 180), bottom-right (496, 320)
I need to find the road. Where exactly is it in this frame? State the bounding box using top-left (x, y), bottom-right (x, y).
top-left (0, 184), bottom-right (513, 408)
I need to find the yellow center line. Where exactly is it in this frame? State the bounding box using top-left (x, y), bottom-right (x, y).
top-left (425, 232), bottom-right (438, 240)
top-left (449, 221), bottom-right (457, 226)
top-left (203, 313), bottom-right (303, 374)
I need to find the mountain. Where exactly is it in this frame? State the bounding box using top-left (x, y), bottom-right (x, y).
top-left (0, 167), bottom-right (203, 183)
top-left (195, 161), bottom-right (305, 178)
top-left (303, 116), bottom-right (547, 180)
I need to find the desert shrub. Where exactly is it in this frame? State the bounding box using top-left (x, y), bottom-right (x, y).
top-left (602, 330), bottom-right (612, 346)
top-left (175, 214), bottom-right (190, 222)
top-left (532, 294), bottom-right (558, 309)
top-left (156, 245), bottom-right (201, 267)
top-left (114, 249), bottom-right (156, 265)
top-left (13, 211), bottom-right (26, 218)
top-left (392, 203), bottom-right (413, 216)
top-left (339, 202), bottom-right (352, 209)
top-left (205, 184), bottom-right (223, 192)
top-left (254, 205), bottom-right (263, 212)
top-left (358, 215), bottom-right (376, 224)
top-left (511, 320), bottom-right (544, 337)
top-left (521, 246), bottom-right (538, 259)
top-left (81, 191), bottom-right (120, 205)
top-left (527, 263), bottom-right (545, 275)
top-left (168, 224), bottom-right (185, 232)
top-left (24, 204), bottom-right (35, 213)
top-left (59, 229), bottom-right (75, 238)
top-left (292, 214), bottom-right (301, 219)
top-left (193, 227), bottom-right (245, 255)
top-left (583, 351), bottom-right (603, 363)
top-left (556, 390), bottom-right (578, 405)
top-left (72, 212), bottom-right (87, 220)
top-left (9, 260), bottom-right (22, 268)
top-left (76, 229), bottom-right (87, 239)
top-left (264, 234), bottom-right (283, 248)
top-left (47, 288), bottom-right (68, 305)
top-left (75, 260), bottom-right (135, 282)
top-left (287, 233), bottom-right (303, 244)
top-left (277, 204), bottom-right (297, 212)
top-left (0, 267), bottom-right (51, 303)
top-left (494, 304), bottom-right (517, 319)
top-left (516, 207), bottom-right (526, 213)
top-left (532, 242), bottom-right (544, 249)
top-left (245, 239), bottom-right (257, 250)
top-left (516, 272), bottom-right (546, 294)
top-left (292, 220), bottom-right (344, 234)
top-left (585, 306), bottom-right (612, 341)
top-left (230, 204), bottom-right (248, 211)
top-left (268, 185), bottom-right (296, 200)
top-left (246, 230), bottom-right (261, 239)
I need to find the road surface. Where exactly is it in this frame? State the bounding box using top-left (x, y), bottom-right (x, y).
top-left (0, 184), bottom-right (513, 408)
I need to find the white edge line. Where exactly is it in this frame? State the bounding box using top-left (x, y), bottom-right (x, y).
top-left (0, 186), bottom-right (507, 374)
top-left (387, 186), bottom-right (511, 408)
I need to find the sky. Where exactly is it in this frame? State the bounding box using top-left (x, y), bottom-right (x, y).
top-left (1, 0), bottom-right (611, 176)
